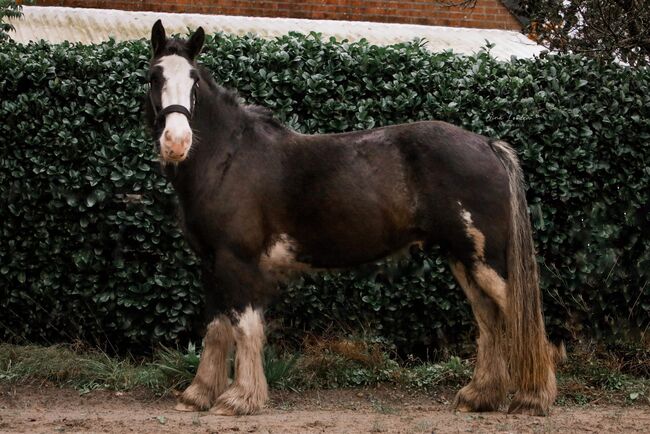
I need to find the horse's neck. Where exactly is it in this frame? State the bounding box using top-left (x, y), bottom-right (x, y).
top-left (206, 88), bottom-right (245, 138)
top-left (168, 90), bottom-right (244, 198)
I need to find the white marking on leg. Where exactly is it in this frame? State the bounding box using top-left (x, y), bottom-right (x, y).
top-left (457, 207), bottom-right (507, 311)
top-left (459, 207), bottom-right (486, 261)
top-left (473, 263), bottom-right (507, 312)
top-left (450, 260), bottom-right (509, 411)
top-left (236, 305), bottom-right (265, 340)
top-left (213, 305), bottom-right (268, 415)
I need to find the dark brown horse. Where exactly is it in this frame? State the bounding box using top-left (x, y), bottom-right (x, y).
top-left (144, 21), bottom-right (562, 416)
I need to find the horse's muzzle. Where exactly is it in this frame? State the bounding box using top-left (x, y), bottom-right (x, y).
top-left (159, 114), bottom-right (192, 162)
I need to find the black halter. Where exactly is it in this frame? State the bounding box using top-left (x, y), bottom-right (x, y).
top-left (157, 104), bottom-right (192, 121)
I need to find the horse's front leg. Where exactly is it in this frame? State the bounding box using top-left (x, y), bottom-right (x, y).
top-left (212, 304), bottom-right (268, 415)
top-left (176, 261), bottom-right (237, 411)
top-left (175, 314), bottom-right (234, 411)
top-left (176, 247), bottom-right (269, 414)
top-left (198, 247), bottom-right (268, 416)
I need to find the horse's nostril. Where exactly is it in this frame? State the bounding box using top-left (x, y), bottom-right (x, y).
top-left (164, 130), bottom-right (172, 141)
top-left (163, 146), bottom-right (185, 161)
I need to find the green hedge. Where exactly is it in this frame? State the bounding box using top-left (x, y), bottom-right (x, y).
top-left (1, 33), bottom-right (648, 353)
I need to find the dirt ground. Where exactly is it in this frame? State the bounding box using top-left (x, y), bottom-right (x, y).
top-left (1, 384), bottom-right (649, 434)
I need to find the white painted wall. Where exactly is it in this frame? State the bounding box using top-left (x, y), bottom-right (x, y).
top-left (9, 6), bottom-right (544, 60)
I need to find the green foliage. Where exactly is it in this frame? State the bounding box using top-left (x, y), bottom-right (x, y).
top-left (151, 343), bottom-right (302, 391)
top-left (0, 0), bottom-right (24, 42)
top-left (0, 40), bottom-right (202, 348)
top-left (263, 347), bottom-right (299, 390)
top-left (294, 337), bottom-right (400, 389)
top-left (153, 343), bottom-right (201, 389)
top-left (3, 342), bottom-right (648, 403)
top-left (556, 341), bottom-right (650, 405)
top-left (402, 356), bottom-right (472, 391)
top-left (0, 33), bottom-right (648, 353)
top-left (0, 343), bottom-right (168, 392)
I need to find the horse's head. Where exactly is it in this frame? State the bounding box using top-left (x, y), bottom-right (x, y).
top-left (147, 20), bottom-right (205, 163)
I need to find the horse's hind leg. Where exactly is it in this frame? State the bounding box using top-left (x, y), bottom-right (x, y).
top-left (176, 315), bottom-right (234, 411)
top-left (450, 260), bottom-right (509, 412)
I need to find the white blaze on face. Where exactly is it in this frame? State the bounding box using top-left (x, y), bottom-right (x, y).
top-left (157, 54), bottom-right (195, 162)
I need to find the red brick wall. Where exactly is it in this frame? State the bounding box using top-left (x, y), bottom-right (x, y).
top-left (37, 0), bottom-right (522, 30)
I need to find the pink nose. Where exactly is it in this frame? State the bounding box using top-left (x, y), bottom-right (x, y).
top-left (161, 129), bottom-right (191, 161)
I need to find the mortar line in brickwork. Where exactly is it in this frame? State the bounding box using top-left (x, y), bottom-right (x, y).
top-left (187, 3), bottom-right (507, 18)
top-left (185, 0), bottom-right (496, 8)
top-left (81, 0), bottom-right (510, 13)
top-left (185, 1), bottom-right (494, 13)
top-left (185, 8), bottom-right (513, 27)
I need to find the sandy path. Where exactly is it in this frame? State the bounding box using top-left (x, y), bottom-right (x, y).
top-left (1, 385), bottom-right (649, 433)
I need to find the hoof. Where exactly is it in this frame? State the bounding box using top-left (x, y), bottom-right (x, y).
top-left (210, 385), bottom-right (267, 416)
top-left (508, 392), bottom-right (550, 416)
top-left (454, 402), bottom-right (475, 413)
top-left (175, 401), bottom-right (200, 412)
top-left (210, 404), bottom-right (238, 416)
top-left (177, 383), bottom-right (213, 412)
top-left (453, 384), bottom-right (503, 413)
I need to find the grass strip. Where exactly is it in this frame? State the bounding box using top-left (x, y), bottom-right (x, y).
top-left (1, 339), bottom-right (648, 406)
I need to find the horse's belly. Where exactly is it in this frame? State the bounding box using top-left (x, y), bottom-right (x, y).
top-left (259, 228), bottom-right (416, 279)
top-left (259, 233), bottom-right (315, 276)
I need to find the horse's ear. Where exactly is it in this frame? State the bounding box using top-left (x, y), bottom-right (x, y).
top-left (187, 27), bottom-right (205, 60)
top-left (151, 19), bottom-right (166, 56)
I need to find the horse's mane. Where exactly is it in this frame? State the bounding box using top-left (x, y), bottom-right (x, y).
top-left (196, 65), bottom-right (239, 106)
top-left (197, 64), bottom-right (286, 132)
top-left (243, 105), bottom-right (286, 130)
